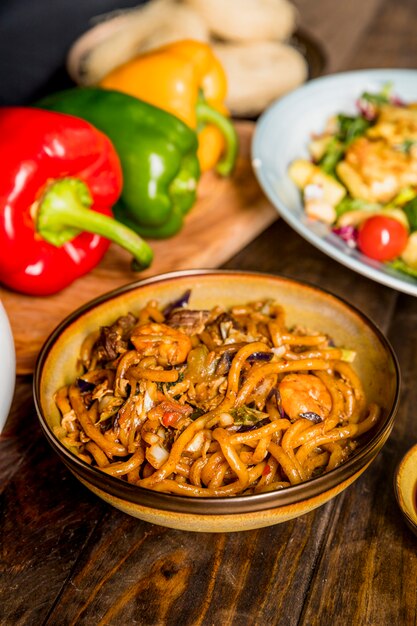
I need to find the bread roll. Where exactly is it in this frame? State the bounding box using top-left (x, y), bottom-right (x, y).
top-left (213, 41), bottom-right (308, 117)
top-left (185, 0), bottom-right (297, 42)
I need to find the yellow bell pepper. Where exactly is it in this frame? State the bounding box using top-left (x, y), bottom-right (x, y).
top-left (99, 39), bottom-right (238, 175)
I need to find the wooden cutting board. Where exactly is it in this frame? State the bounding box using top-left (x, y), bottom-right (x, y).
top-left (1, 121), bottom-right (278, 374)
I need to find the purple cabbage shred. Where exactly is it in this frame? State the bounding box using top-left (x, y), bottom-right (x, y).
top-left (391, 95), bottom-right (405, 107)
top-left (332, 225), bottom-right (358, 247)
top-left (237, 417), bottom-right (270, 433)
top-left (247, 352), bottom-right (273, 363)
top-left (267, 388), bottom-right (286, 419)
top-left (356, 98), bottom-right (378, 121)
top-left (77, 378), bottom-right (95, 393)
top-left (163, 289), bottom-right (191, 317)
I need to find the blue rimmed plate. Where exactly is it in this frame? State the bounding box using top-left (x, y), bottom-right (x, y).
top-left (252, 68), bottom-right (417, 296)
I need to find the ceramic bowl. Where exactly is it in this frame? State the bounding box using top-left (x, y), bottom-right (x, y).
top-left (0, 300), bottom-right (16, 433)
top-left (34, 270), bottom-right (400, 532)
top-left (394, 443), bottom-right (417, 537)
top-left (252, 68), bottom-right (417, 297)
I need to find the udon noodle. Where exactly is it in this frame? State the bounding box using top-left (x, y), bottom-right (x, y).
top-left (54, 293), bottom-right (380, 496)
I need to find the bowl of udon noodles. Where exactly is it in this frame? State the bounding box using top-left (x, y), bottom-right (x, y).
top-left (34, 270), bottom-right (400, 532)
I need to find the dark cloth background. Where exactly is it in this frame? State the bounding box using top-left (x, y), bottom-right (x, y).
top-left (0, 0), bottom-right (147, 105)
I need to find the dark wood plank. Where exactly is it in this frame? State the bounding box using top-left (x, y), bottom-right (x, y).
top-left (0, 378), bottom-right (35, 492)
top-left (299, 293), bottom-right (417, 625)
top-left (43, 505), bottom-right (335, 626)
top-left (344, 0), bottom-right (417, 70)
top-left (0, 406), bottom-right (107, 625)
top-left (293, 0), bottom-right (386, 72)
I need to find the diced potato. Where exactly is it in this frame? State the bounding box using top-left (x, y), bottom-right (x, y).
top-left (308, 136), bottom-right (332, 162)
top-left (312, 171), bottom-right (346, 206)
top-left (305, 199), bottom-right (336, 224)
top-left (289, 159), bottom-right (346, 206)
top-left (401, 231), bottom-right (417, 269)
top-left (288, 159), bottom-right (316, 188)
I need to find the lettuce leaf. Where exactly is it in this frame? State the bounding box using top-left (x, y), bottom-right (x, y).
top-left (389, 258), bottom-right (417, 278)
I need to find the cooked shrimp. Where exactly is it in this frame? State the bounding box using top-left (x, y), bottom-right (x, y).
top-left (338, 136), bottom-right (417, 202)
top-left (278, 373), bottom-right (332, 421)
top-left (130, 323), bottom-right (192, 367)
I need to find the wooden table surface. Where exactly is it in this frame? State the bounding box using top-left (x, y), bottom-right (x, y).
top-left (2, 1), bottom-right (417, 624)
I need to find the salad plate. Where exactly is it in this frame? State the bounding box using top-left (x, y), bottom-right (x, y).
top-left (252, 68), bottom-right (417, 297)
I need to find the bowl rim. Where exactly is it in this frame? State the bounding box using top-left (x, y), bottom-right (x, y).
top-left (393, 443), bottom-right (417, 534)
top-left (33, 269), bottom-right (401, 515)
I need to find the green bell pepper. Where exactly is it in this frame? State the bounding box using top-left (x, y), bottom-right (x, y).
top-left (37, 87), bottom-right (201, 238)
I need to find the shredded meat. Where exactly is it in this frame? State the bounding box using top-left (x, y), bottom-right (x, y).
top-left (166, 309), bottom-right (210, 336)
top-left (94, 313), bottom-right (138, 361)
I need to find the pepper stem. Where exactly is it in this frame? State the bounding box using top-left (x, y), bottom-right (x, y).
top-left (196, 101), bottom-right (238, 176)
top-left (36, 178), bottom-right (153, 269)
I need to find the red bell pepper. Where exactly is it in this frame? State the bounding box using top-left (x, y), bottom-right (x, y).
top-left (0, 107), bottom-right (153, 296)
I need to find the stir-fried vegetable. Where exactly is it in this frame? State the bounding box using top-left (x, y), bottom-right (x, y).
top-left (357, 215), bottom-right (409, 261)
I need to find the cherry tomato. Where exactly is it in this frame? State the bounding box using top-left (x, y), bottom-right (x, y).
top-left (357, 216), bottom-right (408, 261)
